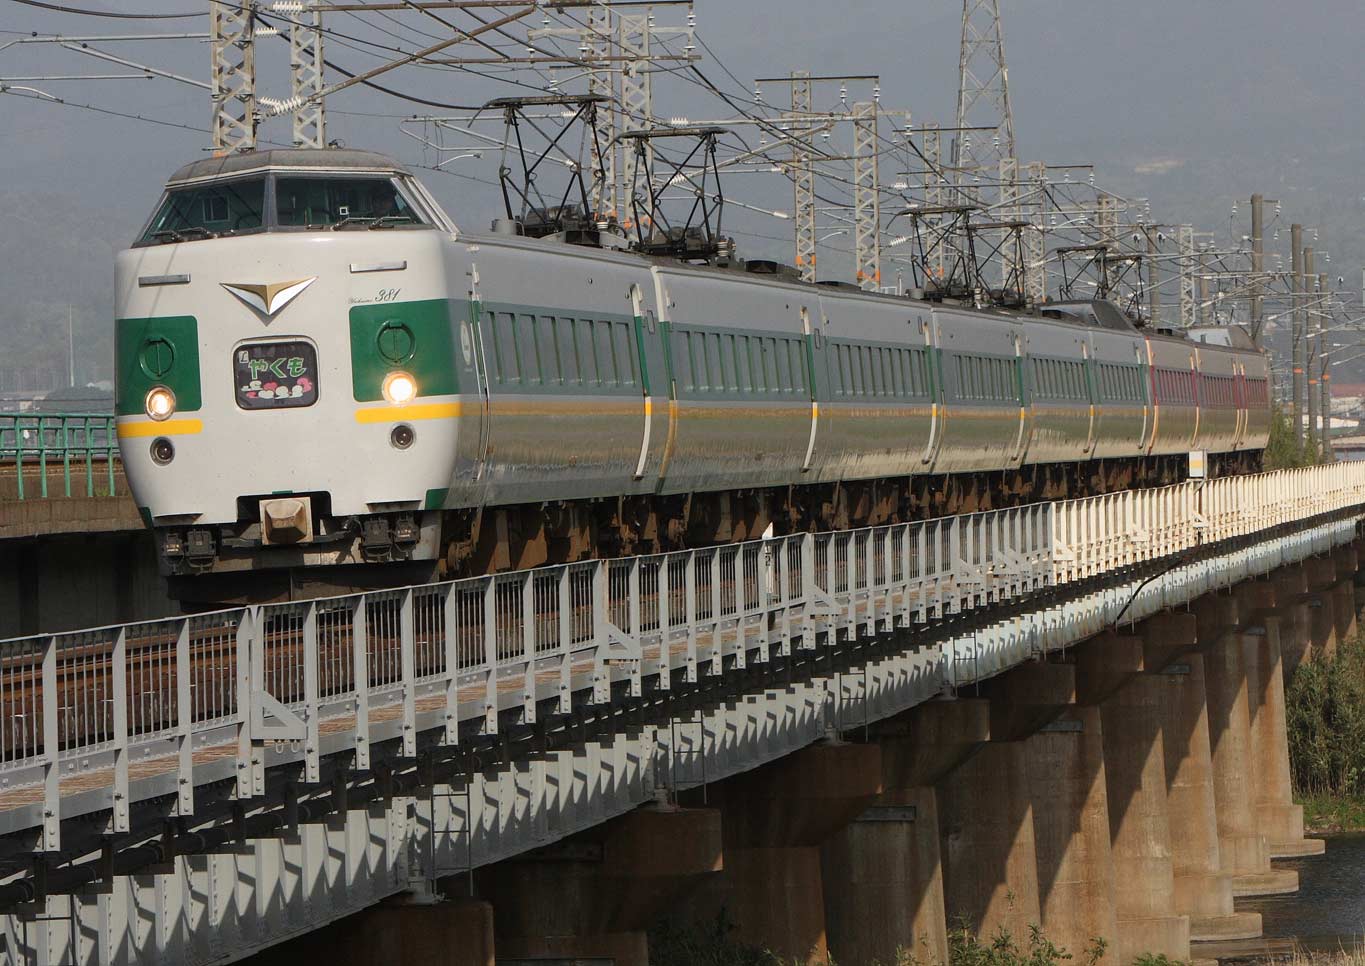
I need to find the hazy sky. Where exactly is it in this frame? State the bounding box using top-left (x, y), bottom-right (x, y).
top-left (3, 0), bottom-right (1363, 381)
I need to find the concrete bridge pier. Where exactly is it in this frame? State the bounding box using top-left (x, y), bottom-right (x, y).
top-left (1272, 565), bottom-right (1312, 677)
top-left (822, 698), bottom-right (991, 966)
top-left (1079, 635), bottom-right (1191, 966)
top-left (475, 804), bottom-right (724, 966)
top-left (1136, 612), bottom-right (1262, 943)
top-left (261, 896), bottom-right (497, 966)
top-left (1024, 703), bottom-right (1120, 966)
top-left (933, 662), bottom-right (1075, 949)
top-left (1331, 545), bottom-right (1359, 643)
top-left (680, 739), bottom-right (882, 965)
top-left (1191, 595), bottom-right (1297, 898)
top-left (1237, 582), bottom-right (1325, 860)
top-left (1302, 556), bottom-right (1341, 664)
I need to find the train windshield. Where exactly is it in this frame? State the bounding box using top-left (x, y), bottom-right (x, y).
top-left (276, 176), bottom-right (429, 229)
top-left (139, 177), bottom-right (266, 244)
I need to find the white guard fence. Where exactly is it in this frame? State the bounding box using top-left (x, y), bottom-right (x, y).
top-left (1, 463), bottom-right (1364, 851)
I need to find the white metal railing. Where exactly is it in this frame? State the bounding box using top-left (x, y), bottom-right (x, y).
top-left (3, 462), bottom-right (1365, 849)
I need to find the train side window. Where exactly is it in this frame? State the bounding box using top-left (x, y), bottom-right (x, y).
top-left (708, 333), bottom-right (724, 394)
top-left (573, 319), bottom-right (593, 386)
top-left (680, 331), bottom-right (694, 391)
top-left (773, 339), bottom-right (788, 393)
top-left (492, 312), bottom-right (517, 384)
top-left (613, 321), bottom-right (636, 387)
top-left (520, 314), bottom-right (541, 385)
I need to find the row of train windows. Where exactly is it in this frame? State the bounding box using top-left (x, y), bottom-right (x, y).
top-left (952, 354), bottom-right (1016, 402)
top-left (830, 343), bottom-right (933, 400)
top-left (1154, 367), bottom-right (1196, 404)
top-left (1203, 374), bottom-right (1237, 408)
top-left (1033, 357), bottom-right (1088, 401)
top-left (1097, 363), bottom-right (1145, 403)
top-left (677, 330), bottom-right (808, 395)
top-left (486, 312), bottom-right (638, 390)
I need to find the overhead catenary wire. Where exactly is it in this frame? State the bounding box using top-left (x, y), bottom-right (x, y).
top-left (9, 0), bottom-right (201, 18)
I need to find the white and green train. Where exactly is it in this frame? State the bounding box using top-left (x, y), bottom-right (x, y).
top-left (114, 148), bottom-right (1271, 585)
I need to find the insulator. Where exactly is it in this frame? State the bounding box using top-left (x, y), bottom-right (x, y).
top-left (687, 8), bottom-right (696, 27)
top-left (669, 116), bottom-right (689, 126)
top-left (839, 84), bottom-right (847, 103)
top-left (269, 1), bottom-right (303, 11)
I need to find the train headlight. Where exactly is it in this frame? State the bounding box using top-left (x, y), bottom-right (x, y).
top-left (382, 371), bottom-right (417, 405)
top-left (145, 386), bottom-right (177, 421)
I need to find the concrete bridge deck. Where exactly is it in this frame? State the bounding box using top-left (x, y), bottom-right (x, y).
top-left (0, 464), bottom-right (1361, 966)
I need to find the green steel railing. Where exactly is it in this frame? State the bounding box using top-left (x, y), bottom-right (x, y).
top-left (0, 413), bottom-right (119, 499)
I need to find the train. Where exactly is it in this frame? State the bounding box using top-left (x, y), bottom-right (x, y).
top-left (113, 148), bottom-right (1270, 589)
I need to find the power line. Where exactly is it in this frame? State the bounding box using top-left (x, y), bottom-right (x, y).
top-left (10, 0), bottom-right (202, 19)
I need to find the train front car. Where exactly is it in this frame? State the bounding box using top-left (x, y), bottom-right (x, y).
top-left (114, 149), bottom-right (462, 582)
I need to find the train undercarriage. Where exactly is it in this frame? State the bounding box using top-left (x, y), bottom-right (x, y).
top-left (169, 450), bottom-right (1261, 608)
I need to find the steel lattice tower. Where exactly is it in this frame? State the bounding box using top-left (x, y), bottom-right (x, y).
top-left (211, 0), bottom-right (257, 154)
top-left (954, 0), bottom-right (1015, 181)
top-left (788, 71), bottom-right (816, 283)
top-left (289, 6), bottom-right (325, 148)
top-left (852, 101), bottom-right (882, 291)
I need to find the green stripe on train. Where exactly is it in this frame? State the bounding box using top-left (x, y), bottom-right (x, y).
top-left (115, 316), bottom-right (203, 417)
top-left (349, 298), bottom-right (461, 402)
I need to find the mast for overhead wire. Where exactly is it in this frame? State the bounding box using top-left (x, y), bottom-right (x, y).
top-left (289, 3), bottom-right (325, 148)
top-left (584, 4), bottom-right (617, 218)
top-left (210, 0), bottom-right (257, 154)
top-left (852, 100), bottom-right (881, 291)
top-left (788, 70), bottom-right (816, 282)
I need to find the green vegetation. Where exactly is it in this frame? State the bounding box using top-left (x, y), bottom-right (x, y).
top-left (1286, 631), bottom-right (1365, 831)
top-left (1265, 402), bottom-right (1320, 469)
top-left (947, 922), bottom-right (1107, 966)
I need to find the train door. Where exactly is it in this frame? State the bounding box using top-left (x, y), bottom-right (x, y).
top-left (1135, 341), bottom-right (1152, 453)
top-left (467, 274), bottom-right (494, 483)
top-left (801, 306), bottom-right (819, 472)
top-left (1081, 342), bottom-right (1096, 456)
top-left (1190, 349), bottom-right (1202, 449)
top-left (630, 282), bottom-right (668, 482)
top-left (919, 313), bottom-right (943, 466)
top-left (1009, 330), bottom-right (1028, 464)
top-left (1233, 361), bottom-right (1247, 449)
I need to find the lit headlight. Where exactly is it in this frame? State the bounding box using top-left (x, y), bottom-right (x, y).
top-left (382, 371), bottom-right (417, 405)
top-left (145, 386), bottom-right (177, 421)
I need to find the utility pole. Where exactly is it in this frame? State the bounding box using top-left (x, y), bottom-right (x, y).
top-left (1178, 225), bottom-right (1195, 327)
top-left (1146, 228), bottom-right (1161, 325)
top-left (921, 122), bottom-right (946, 282)
top-left (1291, 224), bottom-right (1304, 444)
top-left (67, 305), bottom-right (74, 388)
top-left (1023, 160), bottom-right (1047, 304)
top-left (585, 4), bottom-right (617, 219)
top-left (1319, 272), bottom-right (1332, 460)
top-left (1197, 266), bottom-right (1211, 325)
top-left (210, 0), bottom-right (257, 154)
top-left (289, 4), bottom-right (325, 148)
top-left (1250, 193), bottom-right (1264, 343)
top-left (617, 11), bottom-right (653, 216)
top-left (788, 71), bottom-right (816, 282)
top-left (852, 101), bottom-right (881, 291)
top-left (1305, 245), bottom-right (1317, 452)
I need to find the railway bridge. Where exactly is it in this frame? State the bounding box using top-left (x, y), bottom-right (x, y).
top-left (0, 462), bottom-right (1361, 965)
